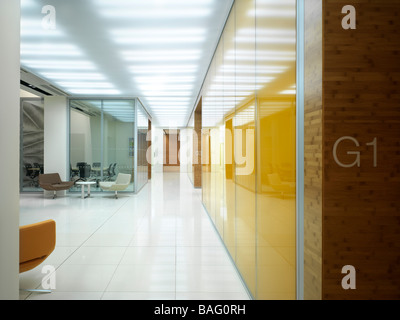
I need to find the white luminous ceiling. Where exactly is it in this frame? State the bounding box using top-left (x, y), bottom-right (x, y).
top-left (20, 0), bottom-right (234, 127)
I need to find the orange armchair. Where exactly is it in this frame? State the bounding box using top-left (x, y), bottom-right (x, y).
top-left (19, 219), bottom-right (56, 274)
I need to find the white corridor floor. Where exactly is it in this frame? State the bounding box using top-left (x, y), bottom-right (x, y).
top-left (19, 172), bottom-right (251, 300)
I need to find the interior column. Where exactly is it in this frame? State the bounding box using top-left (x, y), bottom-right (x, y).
top-left (44, 96), bottom-right (68, 197)
top-left (0, 0), bottom-right (21, 300)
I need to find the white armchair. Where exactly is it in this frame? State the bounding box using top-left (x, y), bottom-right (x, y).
top-left (99, 173), bottom-right (131, 199)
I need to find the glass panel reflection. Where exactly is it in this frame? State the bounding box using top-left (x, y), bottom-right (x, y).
top-left (200, 0), bottom-right (297, 300)
top-left (69, 98), bottom-right (149, 195)
top-left (20, 98), bottom-right (44, 192)
top-left (256, 0), bottom-right (297, 300)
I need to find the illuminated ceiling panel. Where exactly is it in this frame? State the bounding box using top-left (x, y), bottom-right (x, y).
top-left (20, 0), bottom-right (234, 127)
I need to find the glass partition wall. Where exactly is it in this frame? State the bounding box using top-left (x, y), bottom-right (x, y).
top-left (20, 98), bottom-right (44, 192)
top-left (200, 0), bottom-right (297, 300)
top-left (69, 98), bottom-right (149, 194)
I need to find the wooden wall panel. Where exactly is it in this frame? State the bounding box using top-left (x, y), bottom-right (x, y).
top-left (322, 0), bottom-right (400, 299)
top-left (304, 0), bottom-right (323, 301)
top-left (148, 120), bottom-right (151, 179)
top-left (193, 98), bottom-right (202, 188)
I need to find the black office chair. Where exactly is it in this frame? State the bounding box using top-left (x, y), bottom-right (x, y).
top-left (25, 163), bottom-right (39, 187)
top-left (79, 164), bottom-right (91, 181)
top-left (111, 163), bottom-right (117, 180)
top-left (34, 162), bottom-right (44, 174)
top-left (75, 163), bottom-right (91, 182)
top-left (92, 162), bottom-right (101, 177)
top-left (70, 163), bottom-right (79, 179)
top-left (105, 163), bottom-right (114, 181)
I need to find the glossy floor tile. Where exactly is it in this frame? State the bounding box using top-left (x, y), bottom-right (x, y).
top-left (19, 172), bottom-right (250, 300)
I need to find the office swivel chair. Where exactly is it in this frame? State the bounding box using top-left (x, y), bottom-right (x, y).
top-left (70, 163), bottom-right (79, 179)
top-left (33, 162), bottom-right (44, 174)
top-left (24, 163), bottom-right (39, 187)
top-left (76, 163), bottom-right (91, 182)
top-left (105, 163), bottom-right (114, 181)
top-left (92, 162), bottom-right (101, 177)
top-left (111, 163), bottom-right (117, 180)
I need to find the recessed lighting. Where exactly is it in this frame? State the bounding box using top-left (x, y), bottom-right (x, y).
top-left (21, 44), bottom-right (83, 56)
top-left (21, 0), bottom-right (36, 8)
top-left (111, 28), bottom-right (205, 37)
top-left (67, 89), bottom-right (121, 95)
top-left (145, 97), bottom-right (191, 102)
top-left (139, 84), bottom-right (193, 91)
top-left (142, 91), bottom-right (192, 97)
top-left (149, 102), bottom-right (190, 107)
top-left (20, 19), bottom-right (64, 37)
top-left (21, 60), bottom-right (96, 70)
top-left (40, 72), bottom-right (106, 80)
top-left (99, 8), bottom-right (212, 18)
top-left (111, 28), bottom-right (206, 44)
top-left (95, 0), bottom-right (216, 5)
top-left (56, 82), bottom-right (115, 89)
top-left (129, 65), bottom-right (198, 74)
top-left (115, 36), bottom-right (205, 44)
top-left (134, 76), bottom-right (196, 83)
top-left (121, 50), bottom-right (202, 62)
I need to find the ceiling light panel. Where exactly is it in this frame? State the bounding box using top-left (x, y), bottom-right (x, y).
top-left (129, 65), bottom-right (199, 74)
top-left (40, 72), bottom-right (107, 81)
top-left (21, 19), bottom-right (64, 37)
top-left (21, 60), bottom-right (97, 70)
top-left (21, 44), bottom-right (83, 57)
top-left (21, 0), bottom-right (235, 127)
top-left (56, 82), bottom-right (115, 89)
top-left (68, 89), bottom-right (122, 95)
top-left (121, 50), bottom-right (202, 62)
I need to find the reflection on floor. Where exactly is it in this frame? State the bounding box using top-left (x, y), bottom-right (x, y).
top-left (19, 172), bottom-right (250, 300)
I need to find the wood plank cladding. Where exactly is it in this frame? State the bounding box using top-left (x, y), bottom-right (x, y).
top-left (148, 120), bottom-right (151, 180)
top-left (321, 0), bottom-right (400, 299)
top-left (304, 0), bottom-right (323, 301)
top-left (193, 98), bottom-right (202, 188)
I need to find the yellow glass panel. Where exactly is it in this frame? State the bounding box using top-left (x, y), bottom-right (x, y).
top-left (222, 3), bottom-right (236, 262)
top-left (235, 0), bottom-right (256, 298)
top-left (213, 40), bottom-right (225, 236)
top-left (200, 0), bottom-right (297, 300)
top-left (255, 0), bottom-right (297, 300)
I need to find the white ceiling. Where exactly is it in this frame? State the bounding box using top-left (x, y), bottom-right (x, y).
top-left (20, 0), bottom-right (234, 127)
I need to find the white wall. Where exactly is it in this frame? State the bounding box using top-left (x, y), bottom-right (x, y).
top-left (44, 96), bottom-right (68, 196)
top-left (20, 89), bottom-right (39, 98)
top-left (179, 128), bottom-right (192, 173)
top-left (70, 109), bottom-right (93, 166)
top-left (116, 122), bottom-right (135, 174)
top-left (151, 127), bottom-right (164, 173)
top-left (0, 0), bottom-right (20, 300)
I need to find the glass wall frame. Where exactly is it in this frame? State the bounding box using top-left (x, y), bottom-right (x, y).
top-left (68, 97), bottom-right (150, 194)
